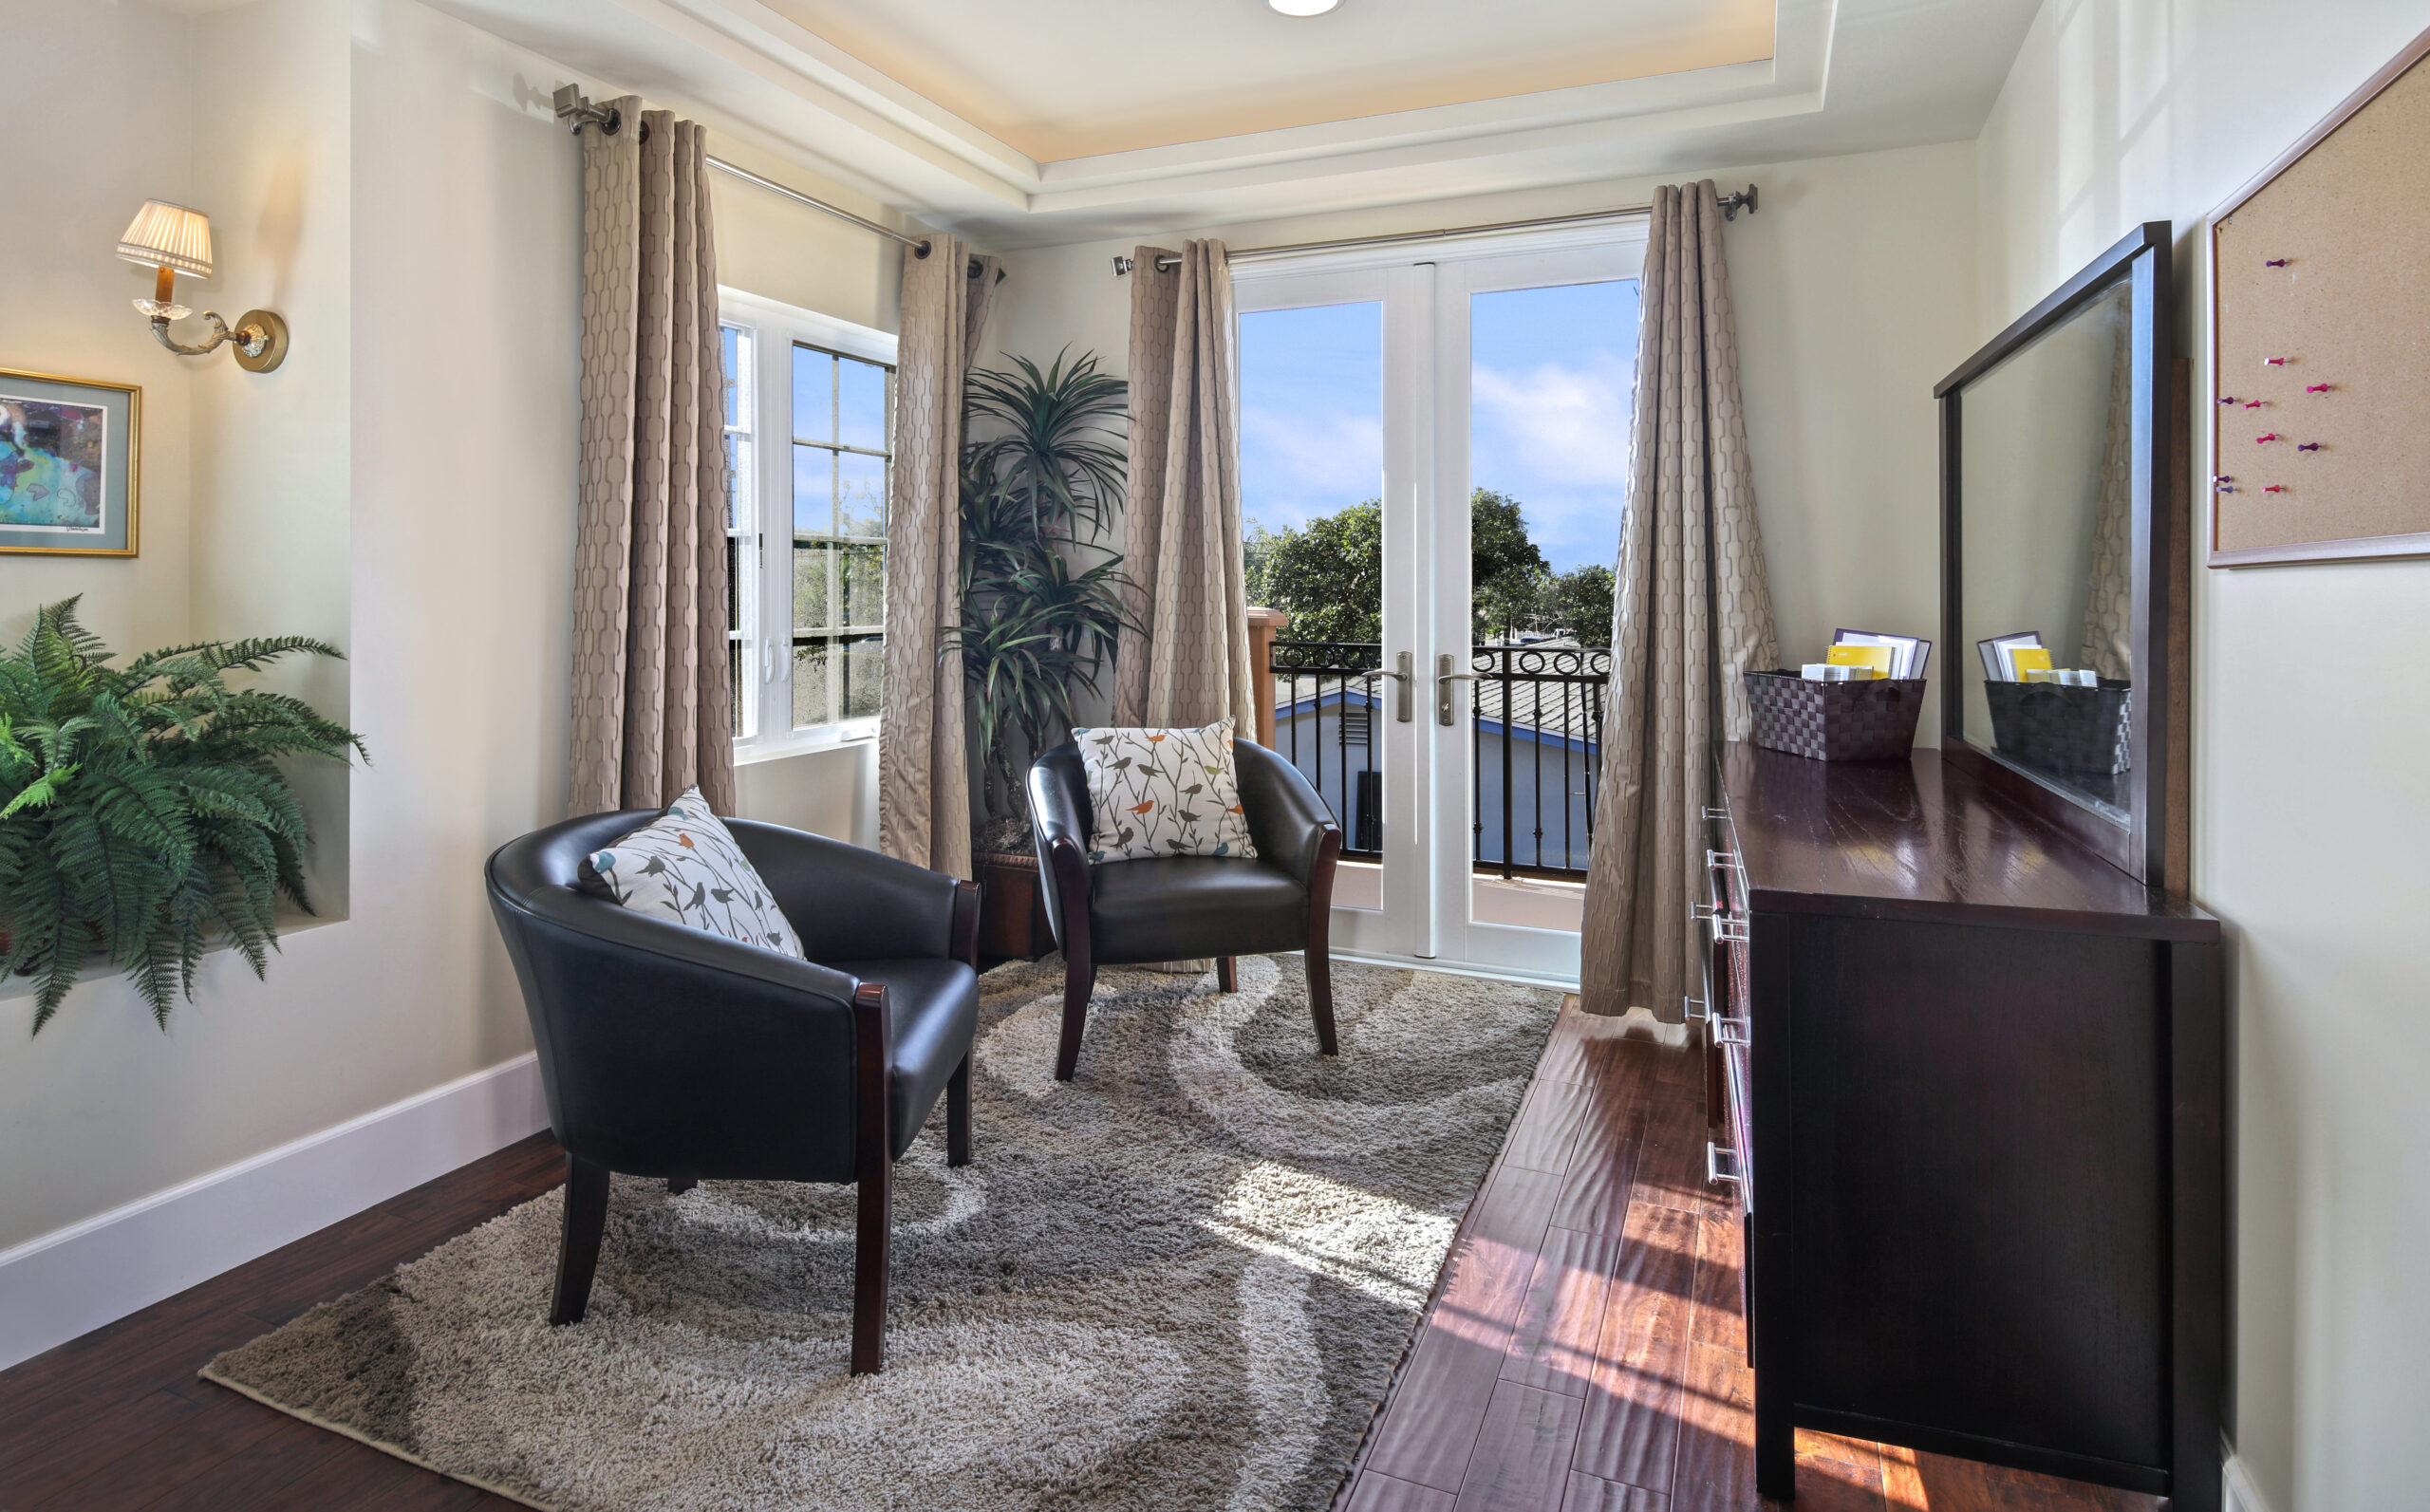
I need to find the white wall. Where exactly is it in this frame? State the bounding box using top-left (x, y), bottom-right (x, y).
top-left (0, 0), bottom-right (918, 1296)
top-left (0, 0), bottom-right (196, 663)
top-left (1978, 4), bottom-right (2430, 1509)
top-left (992, 141), bottom-right (1978, 723)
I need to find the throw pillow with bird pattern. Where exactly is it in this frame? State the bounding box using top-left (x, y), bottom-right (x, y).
top-left (583, 788), bottom-right (804, 955)
top-left (1072, 719), bottom-right (1260, 864)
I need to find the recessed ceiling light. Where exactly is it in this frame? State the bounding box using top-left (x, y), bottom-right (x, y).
top-left (1269, 0), bottom-right (1339, 14)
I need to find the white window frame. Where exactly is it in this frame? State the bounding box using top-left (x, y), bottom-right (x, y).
top-left (719, 287), bottom-right (899, 764)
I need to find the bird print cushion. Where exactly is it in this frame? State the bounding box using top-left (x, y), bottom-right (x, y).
top-left (1073, 719), bottom-right (1260, 864)
top-left (582, 789), bottom-right (804, 956)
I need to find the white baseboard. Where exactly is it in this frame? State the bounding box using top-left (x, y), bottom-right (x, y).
top-left (0, 1053), bottom-right (548, 1372)
top-left (2224, 1448), bottom-right (2279, 1512)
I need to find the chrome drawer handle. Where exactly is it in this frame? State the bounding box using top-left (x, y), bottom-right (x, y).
top-left (1702, 805), bottom-right (1729, 821)
top-left (1712, 1017), bottom-right (1750, 1047)
top-left (1707, 849), bottom-right (1738, 870)
top-left (1706, 1141), bottom-right (1744, 1186)
top-left (1684, 993), bottom-right (1710, 1022)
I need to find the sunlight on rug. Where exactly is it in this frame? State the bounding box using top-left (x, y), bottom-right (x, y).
top-left (203, 954), bottom-right (1562, 1512)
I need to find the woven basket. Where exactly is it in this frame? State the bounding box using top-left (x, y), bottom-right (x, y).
top-left (1744, 671), bottom-right (1925, 762)
top-left (1982, 679), bottom-right (2133, 775)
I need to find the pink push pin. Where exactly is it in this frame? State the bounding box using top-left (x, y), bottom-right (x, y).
top-left (2243, 400), bottom-right (2265, 408)
top-left (2257, 433), bottom-right (2281, 443)
top-left (2264, 485), bottom-right (2289, 494)
top-left (2297, 442), bottom-right (2325, 452)
top-left (2308, 383), bottom-right (2333, 393)
top-left (2265, 357), bottom-right (2290, 365)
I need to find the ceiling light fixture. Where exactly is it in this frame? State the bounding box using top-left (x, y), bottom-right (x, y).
top-left (1268, 0), bottom-right (1339, 14)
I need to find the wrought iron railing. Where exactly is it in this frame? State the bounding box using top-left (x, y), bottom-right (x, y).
top-left (1265, 639), bottom-right (1610, 879)
top-left (1269, 641), bottom-right (1388, 861)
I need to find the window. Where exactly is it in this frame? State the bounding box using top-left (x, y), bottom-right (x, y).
top-left (719, 290), bottom-right (897, 757)
top-left (788, 344), bottom-right (890, 729)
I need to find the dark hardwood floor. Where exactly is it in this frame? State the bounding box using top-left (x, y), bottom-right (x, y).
top-left (0, 997), bottom-right (2162, 1511)
top-left (1334, 999), bottom-right (2159, 1512)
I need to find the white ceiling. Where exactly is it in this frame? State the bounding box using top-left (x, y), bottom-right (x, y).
top-left (426, 0), bottom-right (2042, 250)
top-left (758, 0), bottom-right (1777, 161)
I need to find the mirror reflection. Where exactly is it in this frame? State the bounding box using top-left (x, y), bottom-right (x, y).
top-left (1958, 279), bottom-right (2136, 821)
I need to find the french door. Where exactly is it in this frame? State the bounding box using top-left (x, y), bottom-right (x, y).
top-left (1237, 229), bottom-right (1645, 980)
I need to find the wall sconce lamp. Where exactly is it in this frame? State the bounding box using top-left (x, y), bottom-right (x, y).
top-left (117, 200), bottom-right (289, 373)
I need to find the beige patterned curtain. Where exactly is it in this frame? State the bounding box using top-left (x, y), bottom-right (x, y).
top-left (877, 238), bottom-right (1000, 877)
top-left (2079, 296), bottom-right (2135, 681)
top-left (1580, 182), bottom-right (1778, 1020)
top-left (1113, 240), bottom-right (1257, 731)
top-left (570, 102), bottom-right (734, 817)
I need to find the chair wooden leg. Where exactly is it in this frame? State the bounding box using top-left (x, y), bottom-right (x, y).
top-left (947, 1053), bottom-right (973, 1167)
top-left (666, 1175), bottom-right (697, 1195)
top-left (1217, 955), bottom-right (1239, 993)
top-left (850, 981), bottom-right (894, 1374)
top-left (551, 1154), bottom-right (610, 1326)
top-left (1306, 829), bottom-right (1342, 1055)
top-left (1056, 950), bottom-right (1096, 1081)
top-left (850, 1152), bottom-right (892, 1375)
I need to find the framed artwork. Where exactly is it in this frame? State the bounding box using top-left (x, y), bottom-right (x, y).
top-left (0, 367), bottom-right (140, 557)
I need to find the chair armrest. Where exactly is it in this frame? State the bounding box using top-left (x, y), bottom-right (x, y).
top-left (728, 820), bottom-right (963, 963)
top-left (1235, 740), bottom-right (1337, 887)
top-left (1028, 746), bottom-right (1092, 949)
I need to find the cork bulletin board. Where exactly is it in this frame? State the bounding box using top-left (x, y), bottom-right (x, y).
top-left (2210, 24), bottom-right (2430, 566)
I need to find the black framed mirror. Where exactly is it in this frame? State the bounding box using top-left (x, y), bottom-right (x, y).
top-left (1935, 221), bottom-right (2181, 888)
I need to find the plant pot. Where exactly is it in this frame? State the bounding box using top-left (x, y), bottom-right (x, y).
top-left (975, 849), bottom-right (1056, 961)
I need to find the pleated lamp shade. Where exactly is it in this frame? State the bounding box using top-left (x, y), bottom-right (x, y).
top-left (117, 200), bottom-right (214, 279)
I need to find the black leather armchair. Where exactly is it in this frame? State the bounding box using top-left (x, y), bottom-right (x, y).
top-left (485, 812), bottom-right (980, 1375)
top-left (1029, 738), bottom-right (1341, 1081)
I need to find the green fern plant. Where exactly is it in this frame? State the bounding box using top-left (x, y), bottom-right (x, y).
top-left (0, 598), bottom-right (364, 1031)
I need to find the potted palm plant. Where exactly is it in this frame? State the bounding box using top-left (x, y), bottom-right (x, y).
top-left (0, 597), bottom-right (364, 1029)
top-left (947, 350), bottom-right (1132, 958)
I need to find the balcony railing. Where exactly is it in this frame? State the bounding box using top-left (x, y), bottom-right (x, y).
top-left (1263, 636), bottom-right (1611, 880)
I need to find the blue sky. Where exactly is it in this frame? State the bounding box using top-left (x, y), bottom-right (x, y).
top-left (1238, 278), bottom-right (1639, 574)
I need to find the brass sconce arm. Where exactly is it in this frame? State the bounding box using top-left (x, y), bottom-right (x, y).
top-left (147, 308), bottom-right (290, 373)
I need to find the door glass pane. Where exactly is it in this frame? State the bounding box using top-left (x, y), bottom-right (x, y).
top-left (839, 541), bottom-right (885, 628)
top-left (793, 540), bottom-right (832, 630)
top-left (793, 346), bottom-right (832, 442)
top-left (792, 639), bottom-right (832, 729)
top-left (837, 451), bottom-right (886, 539)
top-left (793, 443), bottom-right (833, 534)
top-left (840, 633), bottom-right (884, 719)
top-left (1465, 279), bottom-right (1636, 933)
top-left (838, 355), bottom-right (888, 451)
top-left (1240, 300), bottom-right (1385, 910)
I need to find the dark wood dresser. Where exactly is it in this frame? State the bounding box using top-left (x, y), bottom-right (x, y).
top-left (1698, 741), bottom-right (2224, 1510)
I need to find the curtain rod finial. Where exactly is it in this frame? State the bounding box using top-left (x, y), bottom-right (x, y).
top-left (1721, 184), bottom-right (1758, 220)
top-left (1112, 254), bottom-right (1135, 276)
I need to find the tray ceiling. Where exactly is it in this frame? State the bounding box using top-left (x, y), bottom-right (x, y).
top-left (759, 0), bottom-right (1776, 160)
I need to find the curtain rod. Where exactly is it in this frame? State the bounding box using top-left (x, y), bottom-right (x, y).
top-left (1109, 186), bottom-right (1757, 275)
top-left (552, 86), bottom-right (999, 280)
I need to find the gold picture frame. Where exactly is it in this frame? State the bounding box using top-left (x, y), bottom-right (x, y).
top-left (0, 365), bottom-right (141, 557)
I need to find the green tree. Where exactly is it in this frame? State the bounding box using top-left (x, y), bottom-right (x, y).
top-left (1254, 501), bottom-right (1382, 644)
top-left (1470, 488), bottom-right (1549, 642)
top-left (1540, 563), bottom-right (1616, 647)
top-left (1249, 488), bottom-right (1570, 645)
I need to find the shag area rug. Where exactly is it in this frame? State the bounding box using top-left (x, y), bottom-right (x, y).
top-left (204, 953), bottom-right (1563, 1511)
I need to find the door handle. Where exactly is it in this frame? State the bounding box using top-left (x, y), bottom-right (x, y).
top-left (1436, 653), bottom-right (1479, 726)
top-left (1379, 650), bottom-right (1414, 723)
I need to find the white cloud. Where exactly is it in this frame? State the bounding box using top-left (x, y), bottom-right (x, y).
top-left (1471, 358), bottom-right (1633, 486)
top-left (1241, 405), bottom-right (1384, 503)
